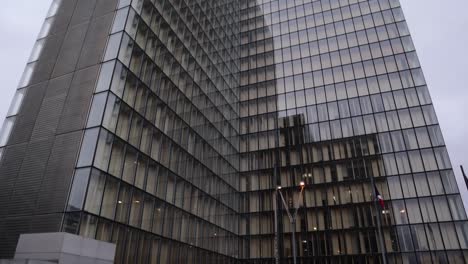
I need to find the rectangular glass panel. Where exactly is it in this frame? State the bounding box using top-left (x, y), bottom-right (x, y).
top-left (28, 39), bottom-right (45, 62)
top-left (84, 170), bottom-right (105, 215)
top-left (38, 17), bottom-right (54, 39)
top-left (0, 117), bottom-right (15, 147)
top-left (87, 92), bottom-right (108, 128)
top-left (101, 176), bottom-right (119, 219)
top-left (115, 183), bottom-right (132, 223)
top-left (112, 8), bottom-right (130, 33)
top-left (95, 61), bottom-right (116, 92)
top-left (67, 168), bottom-right (91, 211)
top-left (94, 129), bottom-right (113, 171)
top-left (77, 128), bottom-right (99, 167)
top-left (7, 88), bottom-right (26, 117)
top-left (104, 33), bottom-right (123, 61)
top-left (18, 62), bottom-right (36, 88)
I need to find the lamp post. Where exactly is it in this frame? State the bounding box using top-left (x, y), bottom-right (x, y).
top-left (276, 181), bottom-right (305, 264)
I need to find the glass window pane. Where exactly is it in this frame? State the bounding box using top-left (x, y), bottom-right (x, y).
top-left (0, 117), bottom-right (16, 147)
top-left (427, 172), bottom-right (444, 195)
top-left (122, 147), bottom-right (137, 184)
top-left (29, 39), bottom-right (45, 62)
top-left (67, 168), bottom-right (91, 211)
top-left (84, 170), bottom-right (106, 215)
top-left (104, 33), bottom-right (123, 61)
top-left (96, 61), bottom-right (116, 92)
top-left (406, 199), bottom-right (422, 223)
top-left (110, 62), bottom-right (127, 97)
top-left (393, 200), bottom-right (408, 224)
top-left (108, 138), bottom-right (124, 178)
top-left (116, 104), bottom-right (132, 140)
top-left (101, 176), bottom-right (119, 219)
top-left (129, 190), bottom-right (143, 227)
top-left (427, 125), bottom-right (444, 146)
top-left (415, 127), bottom-right (431, 148)
top-left (134, 155), bottom-right (147, 189)
top-left (80, 214), bottom-right (98, 238)
top-left (440, 170), bottom-right (458, 194)
top-left (115, 183), bottom-right (132, 223)
top-left (112, 8), bottom-right (130, 33)
top-left (402, 129), bottom-right (418, 150)
top-left (411, 225), bottom-right (429, 251)
top-left (426, 223), bottom-right (444, 250)
top-left (387, 176), bottom-right (403, 199)
top-left (102, 94), bottom-right (121, 132)
top-left (419, 197), bottom-right (437, 222)
top-left (421, 149), bottom-right (437, 171)
top-left (413, 173), bottom-right (430, 196)
top-left (395, 152), bottom-right (411, 174)
top-left (440, 223), bottom-right (460, 250)
top-left (141, 195), bottom-right (154, 231)
top-left (125, 8), bottom-right (139, 39)
top-left (87, 93), bottom-right (108, 128)
top-left (455, 222), bottom-right (468, 249)
top-left (410, 107), bottom-right (425, 127)
top-left (433, 196), bottom-right (452, 221)
top-left (417, 86), bottom-right (432, 105)
top-left (18, 62), bottom-right (36, 88)
top-left (7, 88), bottom-right (27, 117)
top-left (401, 174), bottom-right (417, 198)
top-left (398, 109), bottom-right (412, 129)
top-left (379, 133), bottom-right (393, 153)
top-left (448, 195), bottom-right (467, 221)
top-left (391, 131), bottom-right (406, 151)
top-left (434, 147), bottom-right (451, 169)
top-left (422, 105), bottom-right (438, 125)
top-left (38, 17), bottom-right (54, 39)
top-left (77, 128), bottom-right (99, 167)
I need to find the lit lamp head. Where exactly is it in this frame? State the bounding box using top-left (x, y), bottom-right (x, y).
top-left (277, 186), bottom-right (282, 190)
top-left (299, 181), bottom-right (305, 187)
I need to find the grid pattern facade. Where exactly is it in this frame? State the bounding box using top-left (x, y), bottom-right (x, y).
top-left (238, 0), bottom-right (468, 263)
top-left (66, 0), bottom-right (243, 262)
top-left (0, 0), bottom-right (467, 263)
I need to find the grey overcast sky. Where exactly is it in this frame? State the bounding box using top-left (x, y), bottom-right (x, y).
top-left (0, 1), bottom-right (467, 201)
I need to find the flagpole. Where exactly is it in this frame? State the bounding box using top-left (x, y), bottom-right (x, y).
top-left (461, 166), bottom-right (468, 190)
top-left (369, 175), bottom-right (388, 264)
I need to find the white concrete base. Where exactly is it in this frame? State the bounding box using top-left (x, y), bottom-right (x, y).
top-left (0, 260), bottom-right (54, 264)
top-left (4, 232), bottom-right (116, 264)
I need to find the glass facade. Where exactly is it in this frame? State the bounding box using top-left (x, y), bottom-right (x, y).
top-left (1, 0), bottom-right (467, 263)
top-left (238, 0), bottom-right (468, 263)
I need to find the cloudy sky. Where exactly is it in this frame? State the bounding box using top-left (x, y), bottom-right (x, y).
top-left (0, 0), bottom-right (467, 201)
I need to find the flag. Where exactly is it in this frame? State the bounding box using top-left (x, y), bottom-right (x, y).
top-left (375, 185), bottom-right (385, 208)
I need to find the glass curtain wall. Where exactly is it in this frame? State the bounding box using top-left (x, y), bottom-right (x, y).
top-left (59, 0), bottom-right (468, 263)
top-left (239, 0), bottom-right (468, 263)
top-left (65, 0), bottom-right (243, 263)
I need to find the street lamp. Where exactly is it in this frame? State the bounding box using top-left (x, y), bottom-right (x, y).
top-left (275, 181), bottom-right (305, 264)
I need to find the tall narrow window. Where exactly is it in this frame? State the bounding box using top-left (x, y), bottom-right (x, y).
top-left (101, 176), bottom-right (119, 220)
top-left (77, 128), bottom-right (99, 167)
top-left (18, 63), bottom-right (36, 88)
top-left (67, 169), bottom-right (91, 211)
top-left (7, 88), bottom-right (26, 117)
top-left (84, 170), bottom-right (106, 215)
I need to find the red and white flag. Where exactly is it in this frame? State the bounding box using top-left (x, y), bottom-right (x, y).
top-left (375, 185), bottom-right (385, 208)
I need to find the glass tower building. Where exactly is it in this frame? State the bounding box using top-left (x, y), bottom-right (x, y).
top-left (1, 0), bottom-right (467, 263)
